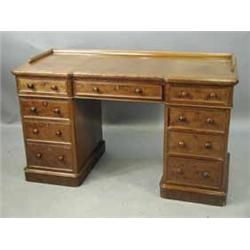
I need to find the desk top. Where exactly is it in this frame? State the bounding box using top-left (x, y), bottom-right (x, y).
top-left (12, 49), bottom-right (238, 85)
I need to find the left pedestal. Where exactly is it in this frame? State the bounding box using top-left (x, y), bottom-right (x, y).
top-left (16, 76), bottom-right (104, 186)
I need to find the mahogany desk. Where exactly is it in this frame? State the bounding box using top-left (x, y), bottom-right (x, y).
top-left (12, 49), bottom-right (239, 206)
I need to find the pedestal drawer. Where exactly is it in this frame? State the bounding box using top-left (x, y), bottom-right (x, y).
top-left (17, 77), bottom-right (70, 96)
top-left (168, 131), bottom-right (225, 159)
top-left (23, 120), bottom-right (72, 143)
top-left (168, 84), bottom-right (232, 107)
top-left (20, 98), bottom-right (71, 119)
top-left (166, 156), bottom-right (222, 189)
top-left (26, 142), bottom-right (74, 171)
top-left (169, 106), bottom-right (228, 132)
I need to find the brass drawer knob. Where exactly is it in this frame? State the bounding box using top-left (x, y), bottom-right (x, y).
top-left (58, 155), bottom-right (64, 161)
top-left (27, 83), bottom-right (34, 89)
top-left (206, 118), bottom-right (214, 124)
top-left (178, 115), bottom-right (186, 122)
top-left (135, 88), bottom-right (142, 94)
top-left (53, 108), bottom-right (60, 114)
top-left (55, 130), bottom-right (62, 136)
top-left (32, 128), bottom-right (39, 134)
top-left (204, 142), bottom-right (212, 149)
top-left (178, 141), bottom-right (185, 147)
top-left (179, 91), bottom-right (188, 98)
top-left (202, 171), bottom-right (209, 178)
top-left (93, 87), bottom-right (99, 93)
top-left (209, 92), bottom-right (217, 99)
top-left (51, 85), bottom-right (58, 91)
top-left (30, 106), bottom-right (37, 112)
top-left (35, 153), bottom-right (42, 159)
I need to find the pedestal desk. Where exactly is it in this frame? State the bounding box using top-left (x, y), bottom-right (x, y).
top-left (12, 49), bottom-right (239, 206)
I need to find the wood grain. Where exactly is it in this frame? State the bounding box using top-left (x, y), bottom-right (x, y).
top-left (12, 49), bottom-right (238, 85)
top-left (12, 49), bottom-right (239, 206)
top-left (74, 79), bottom-right (163, 101)
top-left (17, 77), bottom-right (70, 97)
top-left (168, 106), bottom-right (229, 133)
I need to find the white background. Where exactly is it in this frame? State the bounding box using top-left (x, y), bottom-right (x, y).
top-left (0, 0), bottom-right (249, 250)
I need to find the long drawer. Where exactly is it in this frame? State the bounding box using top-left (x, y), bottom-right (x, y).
top-left (168, 131), bottom-right (225, 159)
top-left (26, 142), bottom-right (74, 171)
top-left (165, 156), bottom-right (222, 190)
top-left (74, 80), bottom-right (163, 101)
top-left (23, 120), bottom-right (72, 143)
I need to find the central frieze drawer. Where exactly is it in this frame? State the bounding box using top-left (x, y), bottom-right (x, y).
top-left (74, 80), bottom-right (163, 101)
top-left (168, 131), bottom-right (225, 159)
top-left (23, 120), bottom-right (72, 143)
top-left (26, 142), bottom-right (73, 171)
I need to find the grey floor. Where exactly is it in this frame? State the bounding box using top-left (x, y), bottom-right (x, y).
top-left (1, 121), bottom-right (250, 217)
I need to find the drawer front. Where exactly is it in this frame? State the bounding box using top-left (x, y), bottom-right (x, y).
top-left (26, 142), bottom-right (73, 171)
top-left (74, 80), bottom-right (163, 101)
top-left (169, 85), bottom-right (232, 106)
top-left (166, 156), bottom-right (222, 189)
top-left (20, 98), bottom-right (71, 119)
top-left (169, 107), bottom-right (228, 132)
top-left (23, 120), bottom-right (72, 143)
top-left (17, 77), bottom-right (70, 96)
top-left (168, 131), bottom-right (225, 158)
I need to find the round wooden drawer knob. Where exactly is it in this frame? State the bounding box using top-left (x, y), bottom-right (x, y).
top-left (176, 168), bottom-right (183, 174)
top-left (209, 92), bottom-right (217, 99)
top-left (93, 87), bottom-right (99, 93)
top-left (178, 141), bottom-right (185, 147)
top-left (42, 101), bottom-right (48, 107)
top-left (58, 155), bottom-right (64, 161)
top-left (178, 115), bottom-right (186, 122)
top-left (114, 85), bottom-right (120, 91)
top-left (30, 106), bottom-right (37, 112)
top-left (206, 118), bottom-right (214, 124)
top-left (135, 88), bottom-right (142, 94)
top-left (35, 153), bottom-right (42, 159)
top-left (27, 83), bottom-right (34, 89)
top-left (53, 108), bottom-right (60, 114)
top-left (33, 128), bottom-right (39, 134)
top-left (55, 130), bottom-right (62, 136)
top-left (179, 91), bottom-right (188, 97)
top-left (204, 142), bottom-right (212, 149)
top-left (51, 85), bottom-right (58, 91)
top-left (202, 171), bottom-right (209, 178)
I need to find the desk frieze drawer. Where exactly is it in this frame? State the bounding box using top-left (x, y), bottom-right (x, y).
top-left (168, 85), bottom-right (232, 106)
top-left (168, 131), bottom-right (225, 159)
top-left (169, 106), bottom-right (228, 132)
top-left (26, 142), bottom-right (73, 171)
top-left (165, 156), bottom-right (222, 190)
top-left (74, 80), bottom-right (163, 101)
top-left (20, 98), bottom-right (71, 119)
top-left (17, 77), bottom-right (71, 96)
top-left (23, 120), bottom-right (72, 143)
